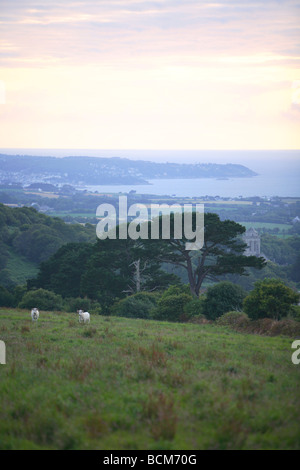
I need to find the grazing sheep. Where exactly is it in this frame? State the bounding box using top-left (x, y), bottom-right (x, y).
top-left (77, 309), bottom-right (90, 324)
top-left (31, 308), bottom-right (39, 322)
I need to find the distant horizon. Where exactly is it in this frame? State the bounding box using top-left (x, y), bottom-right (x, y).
top-left (1, 149), bottom-right (299, 197)
top-left (1, 147), bottom-right (300, 150)
top-left (1, 1), bottom-right (300, 149)
top-left (0, 147), bottom-right (299, 160)
top-left (1, 148), bottom-right (299, 177)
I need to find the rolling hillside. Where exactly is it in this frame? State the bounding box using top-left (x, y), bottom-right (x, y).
top-left (0, 204), bottom-right (96, 287)
top-left (0, 308), bottom-right (299, 450)
top-left (0, 154), bottom-right (257, 186)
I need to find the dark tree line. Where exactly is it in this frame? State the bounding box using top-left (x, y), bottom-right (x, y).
top-left (29, 213), bottom-right (266, 308)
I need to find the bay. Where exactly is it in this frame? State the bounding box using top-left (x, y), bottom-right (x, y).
top-left (1, 148), bottom-right (299, 197)
top-left (82, 171), bottom-right (300, 199)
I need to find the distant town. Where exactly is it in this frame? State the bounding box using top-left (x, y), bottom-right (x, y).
top-left (0, 154), bottom-right (257, 187)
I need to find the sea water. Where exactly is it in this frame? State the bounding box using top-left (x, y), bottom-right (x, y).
top-left (1, 149), bottom-right (299, 197)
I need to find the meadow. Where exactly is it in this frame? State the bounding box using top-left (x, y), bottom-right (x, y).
top-left (240, 222), bottom-right (293, 234)
top-left (0, 308), bottom-right (299, 450)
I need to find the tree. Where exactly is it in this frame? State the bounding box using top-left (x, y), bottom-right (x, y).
top-left (243, 278), bottom-right (299, 320)
top-left (290, 254), bottom-right (300, 282)
top-left (79, 236), bottom-right (180, 310)
top-left (12, 285), bottom-right (27, 307)
top-left (110, 292), bottom-right (157, 319)
top-left (203, 281), bottom-right (247, 320)
top-left (13, 225), bottom-right (62, 263)
top-left (30, 234), bottom-right (179, 311)
top-left (28, 243), bottom-right (94, 298)
top-left (18, 288), bottom-right (63, 311)
top-left (144, 213), bottom-right (266, 297)
top-left (0, 285), bottom-right (14, 307)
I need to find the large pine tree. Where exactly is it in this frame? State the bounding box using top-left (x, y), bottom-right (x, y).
top-left (142, 212), bottom-right (266, 297)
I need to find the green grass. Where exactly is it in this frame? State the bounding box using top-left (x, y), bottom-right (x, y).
top-left (50, 212), bottom-right (96, 218)
top-left (0, 308), bottom-right (299, 450)
top-left (240, 222), bottom-right (292, 232)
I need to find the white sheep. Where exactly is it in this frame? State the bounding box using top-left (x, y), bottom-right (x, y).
top-left (77, 309), bottom-right (90, 324)
top-left (31, 307), bottom-right (39, 322)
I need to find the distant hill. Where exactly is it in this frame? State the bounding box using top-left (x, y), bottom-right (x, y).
top-left (0, 203), bottom-right (96, 287)
top-left (0, 154), bottom-right (257, 186)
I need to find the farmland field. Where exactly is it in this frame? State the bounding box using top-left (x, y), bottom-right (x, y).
top-left (240, 222), bottom-right (293, 232)
top-left (0, 308), bottom-right (299, 450)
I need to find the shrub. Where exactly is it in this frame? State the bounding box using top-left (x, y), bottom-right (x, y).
top-left (18, 288), bottom-right (64, 311)
top-left (89, 302), bottom-right (102, 316)
top-left (242, 318), bottom-right (300, 337)
top-left (216, 311), bottom-right (250, 327)
top-left (290, 305), bottom-right (300, 323)
top-left (215, 313), bottom-right (300, 337)
top-left (187, 315), bottom-right (209, 324)
top-left (111, 292), bottom-right (158, 319)
top-left (184, 297), bottom-right (205, 318)
top-left (203, 281), bottom-right (247, 321)
top-left (64, 297), bottom-right (92, 313)
top-left (81, 327), bottom-right (97, 338)
top-left (64, 297), bottom-right (101, 315)
top-left (153, 285), bottom-right (193, 322)
top-left (243, 279), bottom-right (299, 320)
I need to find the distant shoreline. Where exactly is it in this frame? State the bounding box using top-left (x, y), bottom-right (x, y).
top-left (0, 153), bottom-right (258, 187)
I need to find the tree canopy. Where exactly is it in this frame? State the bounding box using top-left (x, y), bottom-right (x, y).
top-left (203, 281), bottom-right (247, 320)
top-left (143, 212), bottom-right (266, 297)
top-left (30, 233), bottom-right (180, 310)
top-left (243, 278), bottom-right (299, 320)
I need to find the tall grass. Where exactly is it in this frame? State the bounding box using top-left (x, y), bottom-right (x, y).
top-left (0, 308), bottom-right (299, 450)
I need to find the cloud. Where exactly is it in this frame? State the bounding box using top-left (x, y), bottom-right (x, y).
top-left (0, 0), bottom-right (299, 148)
top-left (0, 81), bottom-right (5, 104)
top-left (0, 0), bottom-right (299, 68)
top-left (291, 80), bottom-right (300, 105)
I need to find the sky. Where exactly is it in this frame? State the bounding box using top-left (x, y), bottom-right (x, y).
top-left (0, 0), bottom-right (300, 151)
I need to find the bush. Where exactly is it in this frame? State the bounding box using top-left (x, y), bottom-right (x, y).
top-left (64, 297), bottom-right (102, 315)
top-left (183, 297), bottom-right (205, 318)
top-left (81, 327), bottom-right (97, 338)
top-left (215, 312), bottom-right (300, 337)
top-left (243, 279), bottom-right (299, 320)
top-left (89, 302), bottom-right (102, 316)
top-left (216, 311), bottom-right (250, 327)
top-left (64, 297), bottom-right (92, 313)
top-left (290, 305), bottom-right (300, 322)
top-left (18, 288), bottom-right (63, 311)
top-left (111, 292), bottom-right (158, 319)
top-left (203, 281), bottom-right (247, 321)
top-left (153, 285), bottom-right (193, 322)
top-left (242, 318), bottom-right (300, 337)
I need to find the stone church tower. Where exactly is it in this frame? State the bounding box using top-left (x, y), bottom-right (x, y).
top-left (243, 227), bottom-right (261, 257)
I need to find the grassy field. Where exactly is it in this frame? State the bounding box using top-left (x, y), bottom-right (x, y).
top-left (0, 308), bottom-right (299, 450)
top-left (240, 222), bottom-right (293, 239)
top-left (50, 211), bottom-right (96, 219)
top-left (240, 222), bottom-right (292, 232)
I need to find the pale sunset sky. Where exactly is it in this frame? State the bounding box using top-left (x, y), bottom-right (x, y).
top-left (0, 0), bottom-right (299, 150)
